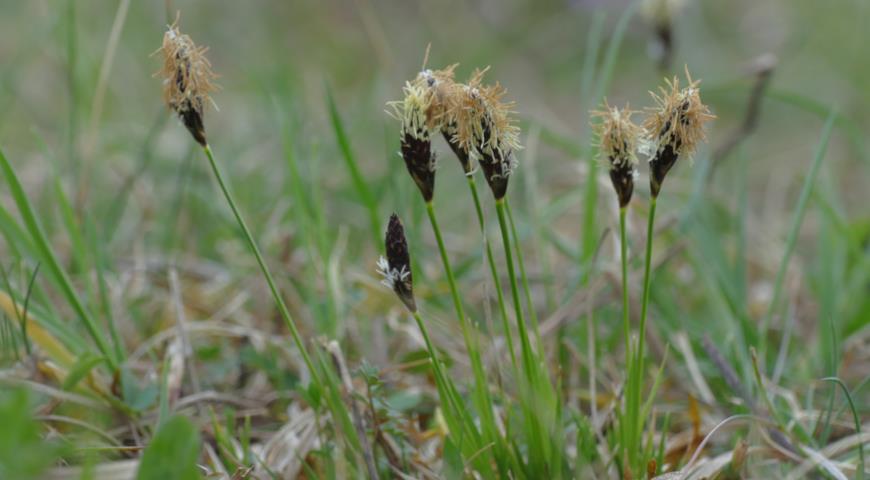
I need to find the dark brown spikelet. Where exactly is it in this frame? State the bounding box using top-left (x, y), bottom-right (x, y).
top-left (401, 128), bottom-right (436, 202)
top-left (592, 102), bottom-right (641, 208)
top-left (477, 132), bottom-right (514, 200)
top-left (442, 123), bottom-right (472, 173)
top-left (156, 18), bottom-right (218, 146)
top-left (386, 66), bottom-right (458, 201)
top-left (378, 214), bottom-right (416, 313)
top-left (389, 80), bottom-right (439, 201)
top-left (644, 67), bottom-right (714, 197)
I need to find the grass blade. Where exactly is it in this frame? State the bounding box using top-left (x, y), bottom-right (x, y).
top-left (0, 148), bottom-right (115, 369)
top-left (760, 112), bottom-right (836, 358)
top-left (325, 85), bottom-right (381, 246)
top-left (821, 377), bottom-right (864, 480)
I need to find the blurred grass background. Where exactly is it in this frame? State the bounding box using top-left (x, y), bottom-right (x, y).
top-left (0, 0), bottom-right (867, 252)
top-left (1, 0), bottom-right (868, 217)
top-left (0, 0), bottom-right (867, 477)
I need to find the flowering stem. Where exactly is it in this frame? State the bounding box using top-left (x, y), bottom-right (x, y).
top-left (505, 200), bottom-right (543, 350)
top-left (636, 197), bottom-right (656, 379)
top-left (466, 176), bottom-right (518, 374)
top-left (424, 201), bottom-right (498, 448)
top-left (424, 203), bottom-right (467, 326)
top-left (203, 145), bottom-right (319, 385)
top-left (619, 207), bottom-right (630, 370)
top-left (495, 198), bottom-right (536, 383)
top-left (627, 195), bottom-right (657, 469)
top-left (619, 205), bottom-right (634, 470)
top-left (411, 310), bottom-right (469, 434)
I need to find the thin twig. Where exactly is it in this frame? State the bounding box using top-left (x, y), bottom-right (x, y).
top-left (707, 54), bottom-right (777, 181)
top-left (701, 335), bottom-right (755, 410)
top-left (701, 336), bottom-right (801, 458)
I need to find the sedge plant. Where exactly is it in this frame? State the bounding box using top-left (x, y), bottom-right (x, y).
top-left (448, 68), bottom-right (564, 476)
top-left (387, 70), bottom-right (511, 477)
top-left (619, 68), bottom-right (713, 474)
top-left (448, 69), bottom-right (538, 381)
top-left (155, 18), bottom-right (323, 390)
top-left (591, 101), bottom-right (643, 474)
top-left (156, 19), bottom-right (380, 472)
top-left (376, 213), bottom-right (501, 477)
top-left (414, 65), bottom-right (520, 377)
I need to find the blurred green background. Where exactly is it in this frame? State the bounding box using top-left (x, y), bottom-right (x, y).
top-left (1, 0), bottom-right (868, 208)
top-left (1, 0), bottom-right (868, 197)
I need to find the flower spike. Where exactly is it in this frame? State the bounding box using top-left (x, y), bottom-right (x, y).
top-left (593, 101), bottom-right (642, 208)
top-left (448, 69), bottom-right (521, 200)
top-left (155, 16), bottom-right (218, 146)
top-left (643, 67), bottom-right (715, 197)
top-left (378, 213), bottom-right (416, 312)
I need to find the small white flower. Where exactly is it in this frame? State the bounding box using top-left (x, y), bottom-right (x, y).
top-left (376, 256), bottom-right (410, 290)
top-left (639, 136), bottom-right (657, 162)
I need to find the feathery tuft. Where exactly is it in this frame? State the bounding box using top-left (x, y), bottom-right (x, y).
top-left (415, 65), bottom-right (459, 131)
top-left (156, 17), bottom-right (218, 146)
top-left (643, 67), bottom-right (714, 197)
top-left (448, 69), bottom-right (521, 200)
top-left (592, 102), bottom-right (641, 208)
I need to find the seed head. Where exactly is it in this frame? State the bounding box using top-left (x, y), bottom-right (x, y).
top-left (377, 214), bottom-right (416, 312)
top-left (156, 17), bottom-right (218, 146)
top-left (644, 67), bottom-right (714, 197)
top-left (448, 69), bottom-right (521, 200)
top-left (415, 66), bottom-right (459, 130)
top-left (388, 66), bottom-right (457, 202)
top-left (411, 66), bottom-right (472, 173)
top-left (592, 102), bottom-right (641, 208)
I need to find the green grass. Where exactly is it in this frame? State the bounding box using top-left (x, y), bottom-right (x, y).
top-left (0, 0), bottom-right (867, 478)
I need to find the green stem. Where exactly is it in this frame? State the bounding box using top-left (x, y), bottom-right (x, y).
top-left (497, 198), bottom-right (557, 473)
top-left (636, 197), bottom-right (657, 375)
top-left (466, 177), bottom-right (518, 374)
top-left (411, 311), bottom-right (466, 429)
top-left (619, 205), bottom-right (633, 471)
top-left (630, 196), bottom-right (658, 468)
top-left (495, 198), bottom-right (536, 383)
top-left (505, 200), bottom-right (543, 349)
top-left (750, 347), bottom-right (786, 431)
top-left (424, 201), bottom-right (498, 474)
top-left (424, 202), bottom-right (467, 326)
top-left (203, 145), bottom-right (319, 385)
top-left (424, 205), bottom-right (494, 412)
top-left (619, 207), bottom-right (630, 371)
